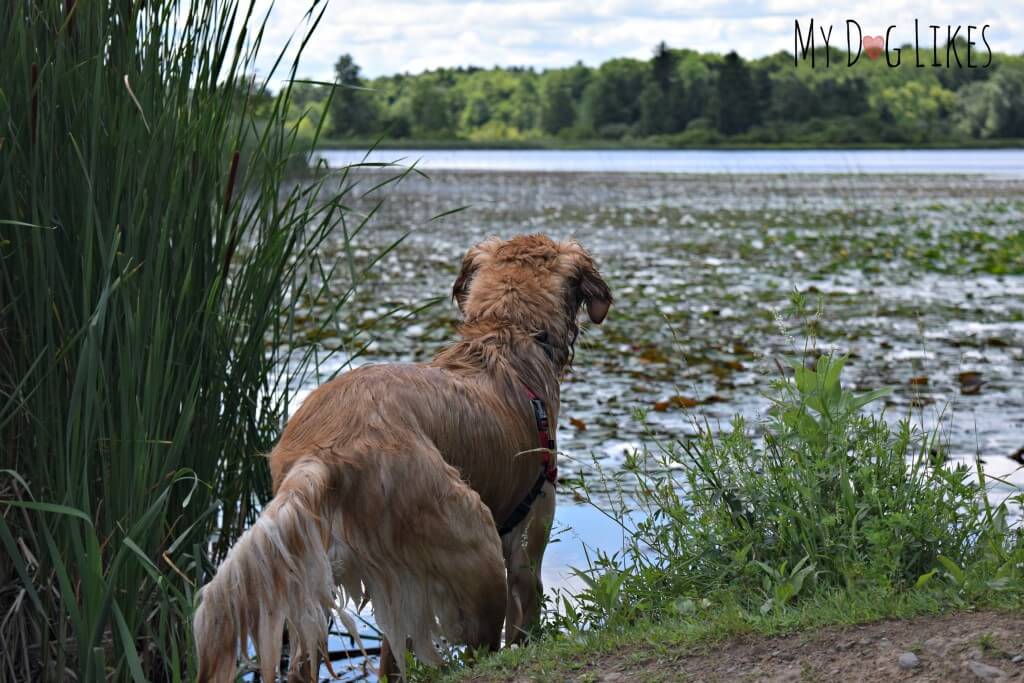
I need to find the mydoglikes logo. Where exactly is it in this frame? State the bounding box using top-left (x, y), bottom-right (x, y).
top-left (794, 19), bottom-right (993, 68)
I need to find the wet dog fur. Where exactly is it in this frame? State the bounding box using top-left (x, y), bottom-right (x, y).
top-left (192, 234), bottom-right (612, 681)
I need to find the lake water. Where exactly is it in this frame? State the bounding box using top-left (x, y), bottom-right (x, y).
top-left (317, 147), bottom-right (1024, 176)
top-left (295, 149), bottom-right (1024, 680)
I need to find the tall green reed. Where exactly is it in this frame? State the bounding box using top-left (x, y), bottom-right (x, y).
top-left (0, 0), bottom-right (401, 679)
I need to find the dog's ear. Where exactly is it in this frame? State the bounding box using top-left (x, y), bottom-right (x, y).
top-left (565, 242), bottom-right (612, 324)
top-left (452, 245), bottom-right (482, 313)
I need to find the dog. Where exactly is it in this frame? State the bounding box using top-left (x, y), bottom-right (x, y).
top-left (193, 234), bottom-right (612, 682)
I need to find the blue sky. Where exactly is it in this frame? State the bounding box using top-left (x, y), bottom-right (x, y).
top-left (250, 0), bottom-right (1022, 81)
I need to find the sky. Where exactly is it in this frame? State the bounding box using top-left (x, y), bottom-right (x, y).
top-left (248, 0), bottom-right (1023, 82)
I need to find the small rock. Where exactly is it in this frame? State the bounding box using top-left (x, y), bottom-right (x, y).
top-left (775, 666), bottom-right (801, 683)
top-left (858, 637), bottom-right (872, 646)
top-left (924, 636), bottom-right (948, 655)
top-left (967, 660), bottom-right (1006, 681)
top-left (899, 652), bottom-right (920, 670)
top-left (1012, 655), bottom-right (1023, 664)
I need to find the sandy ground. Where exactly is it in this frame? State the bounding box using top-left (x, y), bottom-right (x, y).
top-left (568, 611), bottom-right (1024, 682)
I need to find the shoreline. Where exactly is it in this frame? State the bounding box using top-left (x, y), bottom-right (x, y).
top-left (314, 138), bottom-right (1024, 151)
top-left (444, 607), bottom-right (1024, 682)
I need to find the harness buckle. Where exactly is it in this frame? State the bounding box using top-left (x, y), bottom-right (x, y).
top-left (530, 397), bottom-right (549, 432)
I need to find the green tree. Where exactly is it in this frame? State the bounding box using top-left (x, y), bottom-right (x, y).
top-left (660, 44), bottom-right (701, 134)
top-left (952, 67), bottom-right (1024, 139)
top-left (579, 58), bottom-right (648, 137)
top-left (540, 75), bottom-right (576, 134)
top-left (540, 62), bottom-right (591, 135)
top-left (875, 81), bottom-right (956, 142)
top-left (816, 77), bottom-right (869, 118)
top-left (329, 54), bottom-right (378, 136)
top-left (510, 78), bottom-right (541, 131)
top-left (323, 46), bottom-right (1024, 144)
top-left (638, 81), bottom-right (667, 135)
top-left (290, 81), bottom-right (328, 107)
top-left (652, 41), bottom-right (675, 90)
top-left (640, 42), bottom-right (687, 135)
top-left (715, 51), bottom-right (758, 135)
top-left (563, 61), bottom-right (593, 99)
top-left (462, 94), bottom-right (491, 129)
top-left (410, 79), bottom-right (453, 135)
top-left (767, 72), bottom-right (815, 122)
top-left (675, 50), bottom-right (714, 126)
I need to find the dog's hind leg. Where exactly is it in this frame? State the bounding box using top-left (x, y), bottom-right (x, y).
top-left (355, 442), bottom-right (506, 678)
top-left (286, 647), bottom-right (319, 683)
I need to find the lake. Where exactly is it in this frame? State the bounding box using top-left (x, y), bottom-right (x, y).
top-left (316, 147), bottom-right (1024, 175)
top-left (296, 149), bottom-right (1024, 680)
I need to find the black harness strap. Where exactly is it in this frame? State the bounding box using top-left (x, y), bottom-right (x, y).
top-left (497, 384), bottom-right (557, 537)
top-left (497, 472), bottom-right (548, 536)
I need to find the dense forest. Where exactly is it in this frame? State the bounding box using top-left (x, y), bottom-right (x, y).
top-left (283, 42), bottom-right (1024, 146)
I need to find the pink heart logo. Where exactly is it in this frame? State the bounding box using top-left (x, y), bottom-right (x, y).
top-left (863, 35), bottom-right (884, 61)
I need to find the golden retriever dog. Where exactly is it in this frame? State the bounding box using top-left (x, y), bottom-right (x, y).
top-left (193, 234), bottom-right (612, 682)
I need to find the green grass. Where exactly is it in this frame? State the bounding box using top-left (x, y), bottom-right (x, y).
top-left (433, 588), bottom-right (1023, 682)
top-left (0, 0), bottom-right (404, 680)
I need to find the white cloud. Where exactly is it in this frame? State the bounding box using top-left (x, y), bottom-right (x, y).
top-left (244, 0), bottom-right (1023, 82)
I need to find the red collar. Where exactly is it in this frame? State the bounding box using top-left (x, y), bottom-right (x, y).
top-left (523, 384), bottom-right (557, 484)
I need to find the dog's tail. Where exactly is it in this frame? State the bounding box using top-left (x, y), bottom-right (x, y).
top-left (193, 458), bottom-right (335, 683)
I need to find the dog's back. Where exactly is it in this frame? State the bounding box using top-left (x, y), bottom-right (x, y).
top-left (271, 362), bottom-right (552, 523)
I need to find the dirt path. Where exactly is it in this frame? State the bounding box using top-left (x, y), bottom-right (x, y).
top-left (570, 612), bottom-right (1024, 682)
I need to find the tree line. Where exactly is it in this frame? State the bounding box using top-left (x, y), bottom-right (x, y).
top-left (284, 42), bottom-right (1024, 145)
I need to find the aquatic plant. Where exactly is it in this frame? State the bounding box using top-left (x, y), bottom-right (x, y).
top-left (0, 0), bottom-right (404, 679)
top-left (563, 341), bottom-right (1023, 632)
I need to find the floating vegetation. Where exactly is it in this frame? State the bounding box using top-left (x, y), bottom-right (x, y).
top-left (318, 170), bottom-right (1024, 491)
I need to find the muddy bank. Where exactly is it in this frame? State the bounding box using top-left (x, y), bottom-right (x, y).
top-left (485, 610), bottom-right (1024, 683)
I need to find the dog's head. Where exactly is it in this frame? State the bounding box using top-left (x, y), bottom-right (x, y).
top-left (452, 234), bottom-right (612, 364)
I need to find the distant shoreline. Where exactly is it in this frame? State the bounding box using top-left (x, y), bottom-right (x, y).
top-left (315, 138), bottom-right (1024, 151)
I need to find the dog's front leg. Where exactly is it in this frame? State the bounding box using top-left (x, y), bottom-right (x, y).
top-left (504, 481), bottom-right (555, 645)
